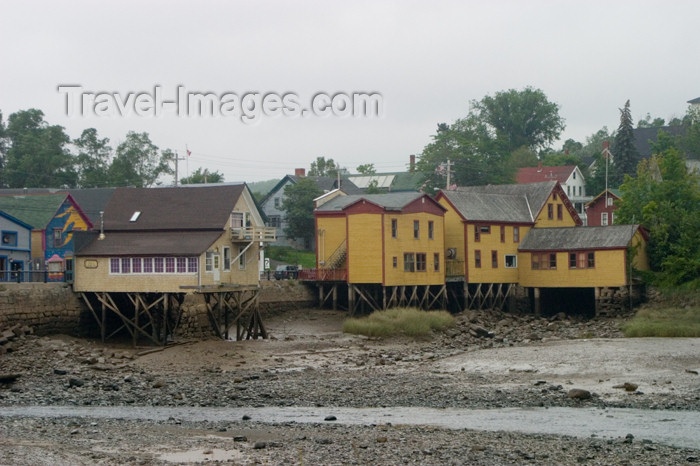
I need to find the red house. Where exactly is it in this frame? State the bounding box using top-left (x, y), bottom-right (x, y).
top-left (585, 189), bottom-right (621, 226)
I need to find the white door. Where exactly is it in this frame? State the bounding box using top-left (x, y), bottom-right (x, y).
top-left (213, 254), bottom-right (220, 281)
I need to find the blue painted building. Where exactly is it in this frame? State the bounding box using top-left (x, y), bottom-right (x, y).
top-left (0, 211), bottom-right (33, 281)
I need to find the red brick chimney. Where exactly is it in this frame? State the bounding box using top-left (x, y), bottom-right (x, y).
top-left (602, 141), bottom-right (610, 150)
top-left (410, 155), bottom-right (416, 172)
top-left (295, 168), bottom-right (306, 177)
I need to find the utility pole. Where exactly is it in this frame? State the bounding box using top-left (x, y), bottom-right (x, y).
top-left (173, 150), bottom-right (187, 186)
top-left (445, 159), bottom-right (455, 190)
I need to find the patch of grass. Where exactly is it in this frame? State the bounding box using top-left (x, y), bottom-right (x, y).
top-left (265, 246), bottom-right (316, 269)
top-left (623, 306), bottom-right (700, 337)
top-left (342, 307), bottom-right (455, 338)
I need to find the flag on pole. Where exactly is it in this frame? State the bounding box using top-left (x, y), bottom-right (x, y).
top-left (186, 145), bottom-right (191, 157)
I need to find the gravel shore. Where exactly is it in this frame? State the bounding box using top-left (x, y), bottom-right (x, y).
top-left (2, 307), bottom-right (700, 464)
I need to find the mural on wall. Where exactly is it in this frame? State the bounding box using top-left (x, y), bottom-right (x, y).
top-left (43, 201), bottom-right (90, 279)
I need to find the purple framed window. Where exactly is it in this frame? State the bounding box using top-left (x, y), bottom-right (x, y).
top-left (132, 258), bottom-right (142, 273)
top-left (176, 257), bottom-right (187, 273)
top-left (154, 258), bottom-right (164, 273)
top-left (143, 258), bottom-right (153, 273)
top-left (121, 258), bottom-right (131, 274)
top-left (165, 257), bottom-right (175, 273)
top-left (187, 257), bottom-right (198, 273)
top-left (110, 258), bottom-right (120, 274)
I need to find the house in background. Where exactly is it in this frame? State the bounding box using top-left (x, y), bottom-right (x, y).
top-left (0, 193), bottom-right (92, 281)
top-left (0, 211), bottom-right (33, 281)
top-left (516, 163), bottom-right (591, 223)
top-left (0, 188), bottom-right (115, 226)
top-left (585, 189), bottom-right (621, 227)
top-left (689, 96), bottom-right (700, 110)
top-left (260, 169), bottom-right (361, 249)
top-left (345, 155), bottom-right (423, 194)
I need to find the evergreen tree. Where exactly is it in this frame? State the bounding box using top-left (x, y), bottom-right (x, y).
top-left (611, 100), bottom-right (640, 185)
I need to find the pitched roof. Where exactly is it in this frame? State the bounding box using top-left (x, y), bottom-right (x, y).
top-left (439, 191), bottom-right (534, 223)
top-left (0, 188), bottom-right (115, 225)
top-left (76, 231), bottom-right (221, 256)
top-left (585, 189), bottom-right (622, 207)
top-left (0, 210), bottom-right (34, 230)
top-left (518, 225), bottom-right (642, 251)
top-left (453, 181), bottom-right (557, 219)
top-left (261, 175), bottom-right (362, 205)
top-left (688, 97), bottom-right (700, 104)
top-left (516, 165), bottom-right (576, 184)
top-left (316, 192), bottom-right (424, 212)
top-left (632, 126), bottom-right (686, 159)
top-left (0, 193), bottom-right (69, 229)
top-left (103, 185), bottom-right (245, 231)
top-left (346, 171), bottom-right (423, 192)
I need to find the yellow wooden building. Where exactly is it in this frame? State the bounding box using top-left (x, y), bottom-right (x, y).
top-left (435, 181), bottom-right (582, 310)
top-left (74, 184), bottom-right (275, 344)
top-left (312, 192), bottom-right (447, 313)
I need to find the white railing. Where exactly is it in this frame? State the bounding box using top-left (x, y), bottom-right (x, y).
top-left (231, 226), bottom-right (277, 242)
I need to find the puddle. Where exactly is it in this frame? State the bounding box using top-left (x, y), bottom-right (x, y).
top-left (2, 405), bottom-right (699, 450)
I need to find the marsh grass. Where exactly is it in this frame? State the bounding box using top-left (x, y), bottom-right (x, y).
top-left (623, 306), bottom-right (700, 337)
top-left (342, 307), bottom-right (455, 337)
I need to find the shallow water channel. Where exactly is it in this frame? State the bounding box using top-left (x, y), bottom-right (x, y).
top-left (2, 405), bottom-right (699, 450)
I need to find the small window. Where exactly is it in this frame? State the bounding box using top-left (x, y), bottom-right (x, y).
top-left (607, 197), bottom-right (614, 207)
top-left (143, 258), bottom-right (153, 273)
top-left (416, 253), bottom-right (427, 272)
top-left (132, 257), bottom-right (142, 273)
top-left (274, 198), bottom-right (281, 208)
top-left (110, 258), bottom-right (120, 274)
top-left (491, 250), bottom-right (498, 268)
top-left (513, 226), bottom-right (520, 243)
top-left (413, 220), bottom-right (419, 239)
top-left (404, 253), bottom-right (415, 272)
top-left (573, 171), bottom-right (577, 179)
top-left (500, 226), bottom-right (505, 243)
top-left (434, 253), bottom-right (440, 272)
top-left (187, 257), bottom-right (198, 273)
top-left (474, 224), bottom-right (480, 242)
top-left (1, 231), bottom-right (17, 246)
top-left (391, 219), bottom-right (398, 238)
top-left (428, 221), bottom-right (434, 240)
top-left (557, 204), bottom-right (563, 220)
top-left (569, 252), bottom-right (577, 268)
top-left (53, 229), bottom-right (63, 248)
top-left (553, 192), bottom-right (558, 201)
top-left (601, 212), bottom-right (609, 226)
top-left (165, 257), bottom-right (175, 273)
top-left (474, 250), bottom-right (481, 268)
top-left (223, 247), bottom-right (231, 271)
top-left (154, 257), bottom-right (164, 273)
top-left (549, 253), bottom-right (557, 269)
top-left (587, 252), bottom-right (595, 268)
top-left (531, 253), bottom-right (540, 270)
top-left (205, 252), bottom-right (213, 272)
top-left (505, 255), bottom-right (517, 268)
top-left (578, 186), bottom-right (582, 196)
top-left (177, 257), bottom-right (187, 273)
top-left (239, 246), bottom-right (246, 269)
top-left (547, 204), bottom-right (554, 220)
top-left (121, 257), bottom-right (131, 274)
top-left (231, 212), bottom-right (244, 228)
top-left (392, 256), bottom-right (397, 268)
top-left (567, 186), bottom-right (571, 196)
top-left (269, 216), bottom-right (281, 228)
top-left (130, 211), bottom-right (141, 222)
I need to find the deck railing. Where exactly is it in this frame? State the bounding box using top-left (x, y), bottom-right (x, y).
top-left (231, 226), bottom-right (277, 242)
top-left (298, 268), bottom-right (348, 282)
top-left (0, 270), bottom-right (70, 283)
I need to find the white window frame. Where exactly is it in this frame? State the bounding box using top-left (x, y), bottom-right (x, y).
top-left (601, 212), bottom-right (609, 226)
top-left (205, 251), bottom-right (213, 272)
top-left (223, 246), bottom-right (231, 271)
top-left (505, 254), bottom-right (517, 268)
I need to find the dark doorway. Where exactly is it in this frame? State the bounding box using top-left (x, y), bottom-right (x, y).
top-left (534, 287), bottom-right (596, 319)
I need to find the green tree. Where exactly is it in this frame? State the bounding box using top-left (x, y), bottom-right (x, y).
top-left (356, 163), bottom-right (375, 175)
top-left (617, 148), bottom-right (700, 287)
top-left (74, 128), bottom-right (112, 188)
top-left (417, 88), bottom-right (564, 190)
top-left (636, 113), bottom-right (666, 128)
top-left (308, 156), bottom-right (338, 177)
top-left (180, 167), bottom-right (225, 184)
top-left (540, 152), bottom-right (585, 168)
top-left (4, 109), bottom-right (77, 188)
top-left (280, 177), bottom-right (322, 249)
top-left (610, 100), bottom-right (640, 184)
top-left (470, 86), bottom-right (566, 152)
top-left (108, 132), bottom-right (172, 187)
top-left (510, 146), bottom-right (538, 168)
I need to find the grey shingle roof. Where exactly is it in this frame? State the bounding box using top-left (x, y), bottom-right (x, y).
top-left (0, 188), bottom-right (116, 225)
top-left (518, 225), bottom-right (641, 251)
top-left (448, 181), bottom-right (557, 222)
top-left (632, 126), bottom-right (686, 159)
top-left (76, 231), bottom-right (221, 256)
top-left (316, 192), bottom-right (423, 212)
top-left (440, 191), bottom-right (534, 223)
top-left (103, 185), bottom-right (245, 231)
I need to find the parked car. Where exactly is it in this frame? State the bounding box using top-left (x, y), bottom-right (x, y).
top-left (274, 265), bottom-right (299, 280)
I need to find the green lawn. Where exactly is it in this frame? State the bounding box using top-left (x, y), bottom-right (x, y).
top-left (624, 289), bottom-right (700, 337)
top-left (265, 246), bottom-right (316, 269)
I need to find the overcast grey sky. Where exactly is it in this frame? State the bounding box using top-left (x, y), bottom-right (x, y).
top-left (1, 0), bottom-right (698, 183)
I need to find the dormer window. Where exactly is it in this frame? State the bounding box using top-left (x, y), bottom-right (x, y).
top-left (130, 211), bottom-right (141, 222)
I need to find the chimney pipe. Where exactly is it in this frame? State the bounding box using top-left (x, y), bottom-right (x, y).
top-left (295, 168), bottom-right (306, 177)
top-left (410, 155), bottom-right (416, 172)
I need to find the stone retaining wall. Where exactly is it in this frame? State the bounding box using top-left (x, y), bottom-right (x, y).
top-left (0, 283), bottom-right (85, 336)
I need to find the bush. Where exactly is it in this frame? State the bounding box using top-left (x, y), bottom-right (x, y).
top-left (265, 246), bottom-right (316, 269)
top-left (342, 307), bottom-right (455, 338)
